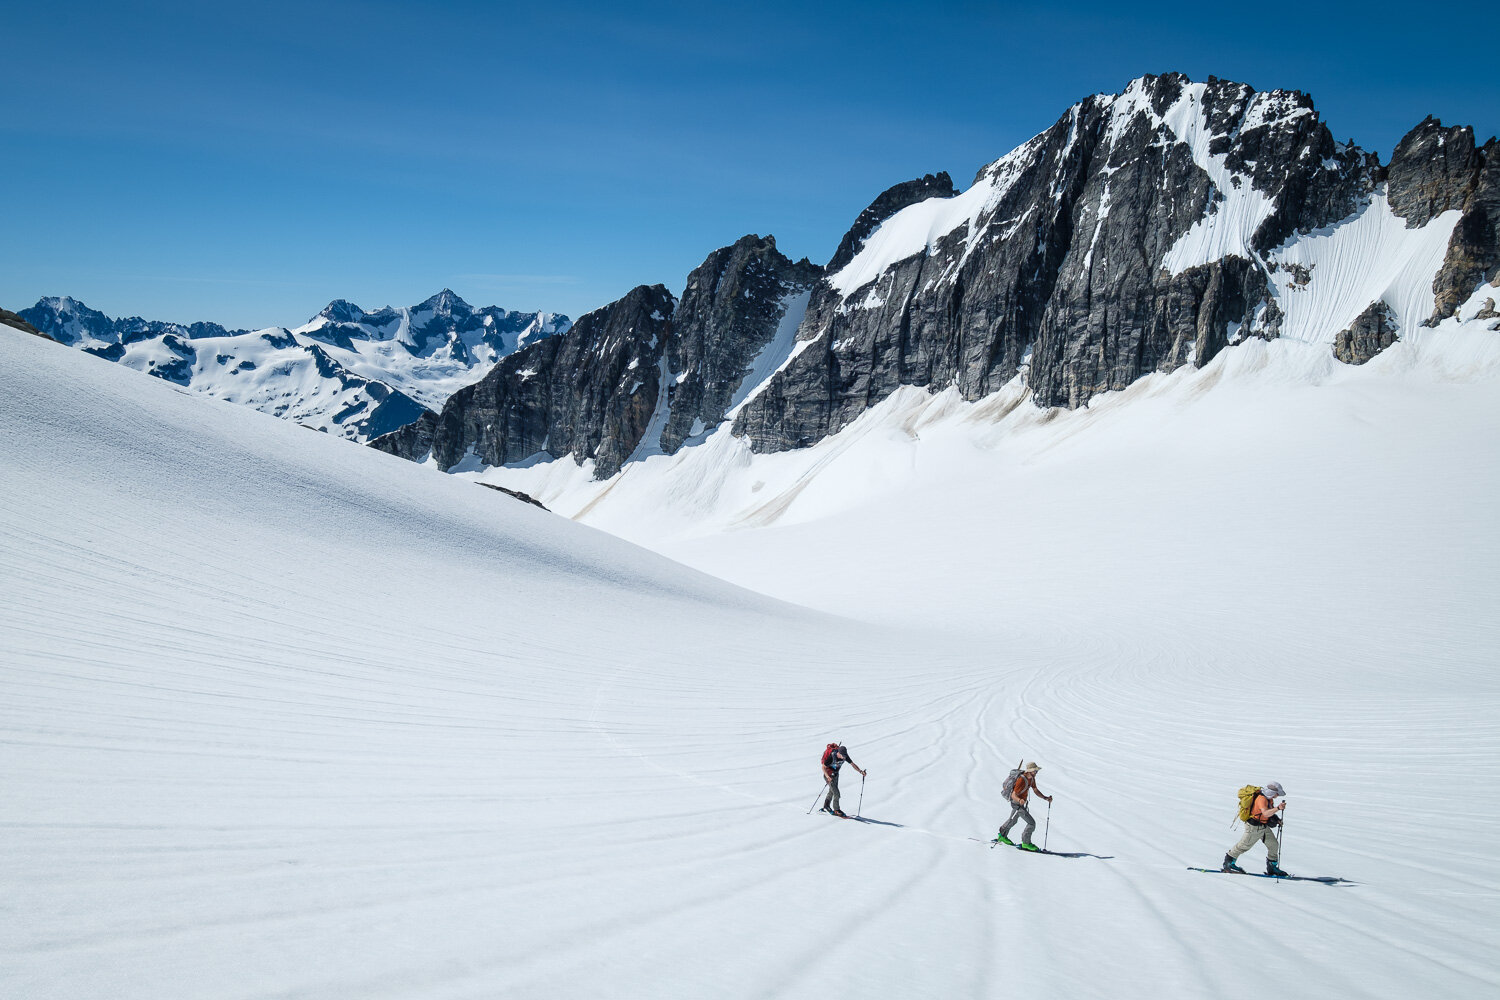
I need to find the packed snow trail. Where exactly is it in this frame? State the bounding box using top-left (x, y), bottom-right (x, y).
top-left (2, 326), bottom-right (1498, 999)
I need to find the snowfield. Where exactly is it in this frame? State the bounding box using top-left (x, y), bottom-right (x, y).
top-left (3, 324), bottom-right (1498, 999)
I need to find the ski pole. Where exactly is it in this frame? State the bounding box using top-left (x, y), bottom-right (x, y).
top-left (807, 781), bottom-right (827, 815)
top-left (857, 774), bottom-right (865, 818)
top-left (1044, 798), bottom-right (1052, 851)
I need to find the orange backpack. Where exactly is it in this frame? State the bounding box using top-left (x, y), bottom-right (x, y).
top-left (1236, 785), bottom-right (1262, 822)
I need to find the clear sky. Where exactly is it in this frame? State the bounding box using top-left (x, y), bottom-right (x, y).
top-left (4, 1), bottom-right (1495, 330)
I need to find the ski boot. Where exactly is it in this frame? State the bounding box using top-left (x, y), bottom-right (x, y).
top-left (1221, 853), bottom-right (1244, 873)
top-left (831, 808), bottom-right (848, 818)
top-left (1019, 843), bottom-right (1040, 852)
top-left (818, 804), bottom-right (832, 814)
top-left (1266, 859), bottom-right (1287, 877)
top-left (995, 835), bottom-right (1015, 846)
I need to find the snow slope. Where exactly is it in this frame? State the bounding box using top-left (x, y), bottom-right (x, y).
top-left (3, 326), bottom-right (1498, 999)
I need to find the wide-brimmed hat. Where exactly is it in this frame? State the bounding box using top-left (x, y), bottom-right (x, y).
top-left (1264, 781), bottom-right (1286, 797)
top-left (1023, 762), bottom-right (1041, 772)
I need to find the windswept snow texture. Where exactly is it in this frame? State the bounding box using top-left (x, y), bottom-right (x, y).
top-left (4, 326), bottom-right (1500, 1000)
top-left (1267, 193), bottom-right (1461, 345)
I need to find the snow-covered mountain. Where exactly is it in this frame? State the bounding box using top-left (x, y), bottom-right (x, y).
top-left (373, 73), bottom-right (1499, 480)
top-left (20, 291), bottom-right (570, 441)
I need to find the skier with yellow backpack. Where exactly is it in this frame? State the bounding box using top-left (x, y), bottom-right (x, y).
top-left (1223, 781), bottom-right (1287, 875)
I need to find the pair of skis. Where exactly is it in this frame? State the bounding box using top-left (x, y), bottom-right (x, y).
top-left (1187, 866), bottom-right (1354, 885)
top-left (971, 837), bottom-right (1107, 860)
top-left (974, 839), bottom-right (1343, 877)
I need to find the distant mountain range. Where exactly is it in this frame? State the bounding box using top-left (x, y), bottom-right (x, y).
top-left (372, 73), bottom-right (1500, 478)
top-left (18, 74), bottom-right (1498, 473)
top-left (20, 291), bottom-right (571, 441)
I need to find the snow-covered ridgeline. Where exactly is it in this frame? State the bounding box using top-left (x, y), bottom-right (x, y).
top-left (831, 76), bottom-right (1352, 301)
top-left (827, 134), bottom-right (1047, 297)
top-left (21, 291), bottom-right (571, 441)
top-left (369, 74), bottom-right (1496, 482)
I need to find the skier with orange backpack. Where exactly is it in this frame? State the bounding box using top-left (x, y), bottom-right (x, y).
top-left (1223, 782), bottom-right (1287, 876)
top-left (819, 743), bottom-right (867, 818)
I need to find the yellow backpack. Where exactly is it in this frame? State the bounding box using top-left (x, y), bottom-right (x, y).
top-left (1236, 784), bottom-right (1262, 822)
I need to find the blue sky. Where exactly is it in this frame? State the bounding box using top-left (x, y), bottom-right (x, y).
top-left (4, 1), bottom-right (1495, 329)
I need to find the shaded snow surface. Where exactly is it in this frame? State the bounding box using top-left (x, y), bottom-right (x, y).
top-left (3, 326), bottom-right (1498, 999)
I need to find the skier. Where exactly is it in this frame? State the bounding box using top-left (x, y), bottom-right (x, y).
top-left (819, 743), bottom-right (867, 818)
top-left (997, 761), bottom-right (1053, 851)
top-left (1223, 782), bottom-right (1287, 875)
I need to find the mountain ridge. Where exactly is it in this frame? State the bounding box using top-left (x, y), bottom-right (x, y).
top-left (372, 73), bottom-right (1499, 477)
top-left (20, 292), bottom-right (571, 441)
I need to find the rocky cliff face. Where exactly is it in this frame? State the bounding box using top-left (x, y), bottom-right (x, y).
top-left (373, 285), bottom-right (676, 478)
top-left (372, 238), bottom-right (820, 475)
top-left (658, 236), bottom-right (821, 455)
top-left (735, 74), bottom-right (1386, 450)
top-left (1387, 118), bottom-right (1500, 323)
top-left (374, 73), bottom-right (1499, 478)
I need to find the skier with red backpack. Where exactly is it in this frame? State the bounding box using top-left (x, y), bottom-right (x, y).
top-left (819, 743), bottom-right (867, 818)
top-left (996, 761), bottom-right (1053, 851)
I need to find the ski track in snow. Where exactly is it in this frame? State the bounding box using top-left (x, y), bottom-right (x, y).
top-left (3, 326), bottom-right (1499, 999)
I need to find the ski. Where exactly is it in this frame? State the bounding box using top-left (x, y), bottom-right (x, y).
top-left (970, 838), bottom-right (1108, 859)
top-left (1187, 867), bottom-right (1354, 885)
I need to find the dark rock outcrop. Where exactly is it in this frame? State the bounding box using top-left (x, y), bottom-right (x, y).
top-left (1387, 119), bottom-right (1500, 323)
top-left (1333, 301), bottom-right (1399, 364)
top-left (373, 285), bottom-right (676, 478)
top-left (1388, 117), bottom-right (1483, 227)
top-left (658, 235), bottom-right (821, 454)
top-left (477, 482), bottom-right (550, 510)
top-left (372, 236), bottom-right (825, 476)
top-left (1, 308), bottom-right (49, 340)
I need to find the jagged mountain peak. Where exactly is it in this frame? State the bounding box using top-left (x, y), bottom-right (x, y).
top-left (316, 299), bottom-right (367, 325)
top-left (30, 294), bottom-right (107, 321)
top-left (414, 288), bottom-right (471, 317)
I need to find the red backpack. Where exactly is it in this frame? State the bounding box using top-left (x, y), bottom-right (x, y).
top-left (822, 743), bottom-right (841, 768)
